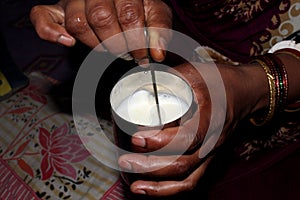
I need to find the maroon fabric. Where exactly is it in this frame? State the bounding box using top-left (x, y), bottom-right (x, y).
top-left (208, 139), bottom-right (300, 200)
top-left (168, 0), bottom-right (290, 63)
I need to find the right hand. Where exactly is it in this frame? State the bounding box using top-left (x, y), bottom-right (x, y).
top-left (30, 0), bottom-right (173, 63)
top-left (117, 61), bottom-right (270, 197)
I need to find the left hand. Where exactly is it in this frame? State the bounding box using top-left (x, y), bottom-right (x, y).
top-left (117, 62), bottom-right (249, 197)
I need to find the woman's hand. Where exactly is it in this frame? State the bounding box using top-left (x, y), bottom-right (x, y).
top-left (118, 61), bottom-right (269, 197)
top-left (30, 0), bottom-right (172, 63)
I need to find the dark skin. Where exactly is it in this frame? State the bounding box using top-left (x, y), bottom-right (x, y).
top-left (120, 56), bottom-right (300, 196)
top-left (30, 0), bottom-right (172, 63)
top-left (30, 0), bottom-right (300, 197)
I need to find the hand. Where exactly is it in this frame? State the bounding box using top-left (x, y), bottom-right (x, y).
top-left (117, 62), bottom-right (269, 197)
top-left (30, 0), bottom-right (172, 63)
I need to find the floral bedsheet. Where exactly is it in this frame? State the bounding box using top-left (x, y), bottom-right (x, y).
top-left (1, 72), bottom-right (299, 200)
top-left (0, 73), bottom-right (119, 200)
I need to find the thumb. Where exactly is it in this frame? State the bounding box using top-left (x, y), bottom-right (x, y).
top-left (30, 5), bottom-right (75, 46)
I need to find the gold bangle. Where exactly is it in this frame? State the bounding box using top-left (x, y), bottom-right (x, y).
top-left (249, 59), bottom-right (276, 126)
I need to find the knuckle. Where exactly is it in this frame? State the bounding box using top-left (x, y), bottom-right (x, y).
top-left (87, 5), bottom-right (115, 28)
top-left (29, 6), bottom-right (39, 18)
top-left (36, 25), bottom-right (51, 40)
top-left (30, 7), bottom-right (50, 39)
top-left (164, 3), bottom-right (172, 16)
top-left (65, 14), bottom-right (89, 36)
top-left (32, 22), bottom-right (55, 42)
top-left (30, 5), bottom-right (45, 22)
top-left (183, 179), bottom-right (197, 191)
top-left (174, 160), bottom-right (190, 175)
top-left (40, 26), bottom-right (52, 37)
top-left (117, 2), bottom-right (140, 25)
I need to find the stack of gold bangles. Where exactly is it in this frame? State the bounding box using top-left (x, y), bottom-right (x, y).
top-left (248, 48), bottom-right (300, 126)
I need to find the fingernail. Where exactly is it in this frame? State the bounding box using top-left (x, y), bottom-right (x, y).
top-left (119, 160), bottom-right (132, 170)
top-left (57, 35), bottom-right (74, 46)
top-left (134, 189), bottom-right (146, 195)
top-left (137, 58), bottom-right (150, 67)
top-left (118, 53), bottom-right (134, 61)
top-left (132, 137), bottom-right (146, 147)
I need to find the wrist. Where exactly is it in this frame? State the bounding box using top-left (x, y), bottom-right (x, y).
top-left (245, 52), bottom-right (296, 126)
top-left (218, 63), bottom-right (269, 120)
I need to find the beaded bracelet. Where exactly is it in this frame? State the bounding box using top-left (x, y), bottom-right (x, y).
top-left (273, 48), bottom-right (300, 113)
top-left (259, 53), bottom-right (288, 113)
top-left (249, 52), bottom-right (289, 126)
top-left (249, 58), bottom-right (276, 126)
top-left (258, 55), bottom-right (281, 113)
top-left (268, 54), bottom-right (288, 112)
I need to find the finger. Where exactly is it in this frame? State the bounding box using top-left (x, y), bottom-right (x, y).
top-left (114, 0), bottom-right (148, 63)
top-left (131, 125), bottom-right (196, 153)
top-left (144, 0), bottom-right (172, 62)
top-left (118, 152), bottom-right (200, 178)
top-left (130, 156), bottom-right (213, 196)
top-left (85, 0), bottom-right (128, 55)
top-left (131, 105), bottom-right (209, 153)
top-left (63, 0), bottom-right (103, 49)
top-left (30, 5), bottom-right (75, 46)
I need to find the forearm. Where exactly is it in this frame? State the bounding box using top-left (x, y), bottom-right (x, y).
top-left (217, 63), bottom-right (268, 120)
top-left (220, 52), bottom-right (300, 123)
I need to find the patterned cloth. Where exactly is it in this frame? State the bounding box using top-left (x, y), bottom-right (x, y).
top-left (0, 73), bottom-right (119, 200)
top-left (169, 0), bottom-right (300, 63)
top-left (0, 158), bottom-right (40, 199)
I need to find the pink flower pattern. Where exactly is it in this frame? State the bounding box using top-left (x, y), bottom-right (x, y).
top-left (22, 85), bottom-right (47, 104)
top-left (39, 123), bottom-right (90, 181)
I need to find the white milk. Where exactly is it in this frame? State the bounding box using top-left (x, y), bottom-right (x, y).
top-left (116, 89), bottom-right (189, 126)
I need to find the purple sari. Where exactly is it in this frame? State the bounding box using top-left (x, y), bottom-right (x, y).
top-left (168, 0), bottom-right (292, 63)
top-left (165, 1), bottom-right (300, 199)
